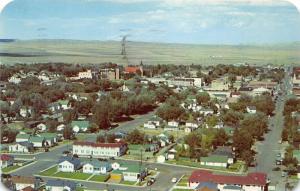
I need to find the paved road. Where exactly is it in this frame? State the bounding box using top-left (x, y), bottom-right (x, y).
top-left (249, 66), bottom-right (292, 191)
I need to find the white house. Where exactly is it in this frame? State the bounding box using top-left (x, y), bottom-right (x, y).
top-left (57, 156), bottom-right (81, 173)
top-left (143, 122), bottom-right (157, 129)
top-left (37, 123), bottom-right (47, 132)
top-left (82, 160), bottom-right (112, 174)
top-left (252, 87), bottom-right (270, 96)
top-left (72, 141), bottom-right (128, 158)
top-left (8, 75), bottom-right (22, 84)
top-left (167, 121), bottom-right (179, 127)
top-left (9, 142), bottom-right (34, 153)
top-left (57, 124), bottom-right (66, 131)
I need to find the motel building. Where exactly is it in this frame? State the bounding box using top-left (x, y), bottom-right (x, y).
top-left (188, 170), bottom-right (267, 191)
top-left (72, 141), bottom-right (127, 158)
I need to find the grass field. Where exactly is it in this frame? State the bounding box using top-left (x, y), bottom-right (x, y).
top-left (1, 40), bottom-right (299, 65)
top-left (89, 174), bottom-right (110, 182)
top-left (1, 165), bottom-right (21, 173)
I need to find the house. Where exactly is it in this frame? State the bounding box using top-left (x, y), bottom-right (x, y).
top-left (29, 136), bottom-right (45, 148)
top-left (9, 142), bottom-right (34, 153)
top-left (168, 121), bottom-right (179, 127)
top-left (40, 133), bottom-right (58, 147)
top-left (157, 133), bottom-right (171, 147)
top-left (19, 107), bottom-right (32, 118)
top-left (45, 179), bottom-right (76, 191)
top-left (112, 163), bottom-right (147, 182)
top-left (0, 154), bottom-right (14, 168)
top-left (144, 117), bottom-right (162, 129)
top-left (252, 87), bottom-right (270, 96)
top-left (57, 124), bottom-right (66, 131)
top-left (186, 119), bottom-right (199, 129)
top-left (82, 159), bottom-right (112, 174)
top-left (199, 108), bottom-right (214, 116)
top-left (246, 106), bottom-right (257, 114)
top-left (11, 176), bottom-right (40, 191)
top-left (37, 123), bottom-right (47, 131)
top-left (71, 120), bottom-right (90, 133)
top-left (212, 146), bottom-right (234, 164)
top-left (200, 155), bottom-right (229, 168)
top-left (16, 134), bottom-right (31, 143)
top-left (57, 156), bottom-right (81, 173)
top-left (57, 100), bottom-right (70, 110)
top-left (188, 170), bottom-right (267, 191)
top-left (73, 141), bottom-right (127, 158)
top-left (48, 102), bottom-right (62, 113)
top-left (167, 148), bottom-right (177, 160)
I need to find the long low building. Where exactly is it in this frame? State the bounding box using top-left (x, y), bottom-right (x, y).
top-left (188, 170), bottom-right (267, 191)
top-left (73, 141), bottom-right (127, 158)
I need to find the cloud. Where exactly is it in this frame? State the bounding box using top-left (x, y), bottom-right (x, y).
top-left (0, 0), bottom-right (13, 13)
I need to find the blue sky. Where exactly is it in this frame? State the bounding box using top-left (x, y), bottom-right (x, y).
top-left (0, 0), bottom-right (300, 44)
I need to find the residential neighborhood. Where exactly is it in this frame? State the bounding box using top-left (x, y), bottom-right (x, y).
top-left (1, 0), bottom-right (300, 191)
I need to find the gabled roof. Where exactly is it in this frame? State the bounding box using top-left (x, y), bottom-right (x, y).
top-left (29, 136), bottom-right (45, 143)
top-left (58, 156), bottom-right (81, 169)
top-left (18, 141), bottom-right (34, 148)
top-left (189, 170), bottom-right (267, 186)
top-left (83, 159), bottom-right (111, 168)
top-left (46, 179), bottom-right (76, 190)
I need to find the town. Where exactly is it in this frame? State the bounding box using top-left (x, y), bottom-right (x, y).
top-left (0, 62), bottom-right (299, 191)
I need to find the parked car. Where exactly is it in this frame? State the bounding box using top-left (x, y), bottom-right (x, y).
top-left (171, 177), bottom-right (177, 183)
top-left (147, 178), bottom-right (156, 186)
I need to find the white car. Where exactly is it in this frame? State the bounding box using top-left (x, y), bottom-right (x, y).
top-left (171, 177), bottom-right (177, 183)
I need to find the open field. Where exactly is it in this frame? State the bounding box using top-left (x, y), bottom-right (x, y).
top-left (1, 40), bottom-right (300, 65)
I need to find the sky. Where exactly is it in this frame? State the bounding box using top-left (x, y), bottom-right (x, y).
top-left (0, 0), bottom-right (300, 44)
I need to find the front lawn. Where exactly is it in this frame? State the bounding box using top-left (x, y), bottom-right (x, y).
top-left (89, 174), bottom-right (110, 182)
top-left (1, 165), bottom-right (21, 173)
top-left (172, 189), bottom-right (192, 191)
top-left (54, 172), bottom-right (91, 180)
top-left (39, 166), bottom-right (57, 176)
top-left (177, 175), bottom-right (189, 187)
top-left (121, 180), bottom-right (136, 185)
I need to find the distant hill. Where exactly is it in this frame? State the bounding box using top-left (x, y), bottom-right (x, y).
top-left (0, 39), bottom-right (15, 43)
top-left (1, 39), bottom-right (299, 65)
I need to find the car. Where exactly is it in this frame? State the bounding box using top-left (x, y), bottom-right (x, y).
top-left (147, 178), bottom-right (156, 186)
top-left (171, 177), bottom-right (177, 183)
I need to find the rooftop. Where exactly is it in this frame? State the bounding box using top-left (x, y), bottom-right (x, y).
top-left (189, 170), bottom-right (267, 186)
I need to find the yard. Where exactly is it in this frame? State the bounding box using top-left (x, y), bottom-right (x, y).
top-left (1, 165), bottom-right (22, 173)
top-left (54, 172), bottom-right (91, 180)
top-left (89, 174), bottom-right (110, 182)
top-left (176, 175), bottom-right (189, 187)
top-left (39, 166), bottom-right (57, 176)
